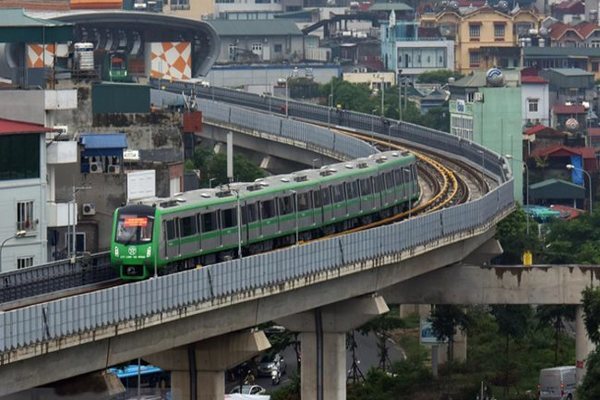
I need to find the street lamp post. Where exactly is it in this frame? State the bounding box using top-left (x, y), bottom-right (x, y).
top-left (566, 164), bottom-right (593, 214)
top-left (233, 189), bottom-right (243, 258)
top-left (285, 77), bottom-right (289, 118)
top-left (328, 94), bottom-right (333, 129)
top-left (388, 123), bottom-right (399, 151)
top-left (371, 109), bottom-right (377, 142)
top-left (0, 230), bottom-right (27, 271)
top-left (380, 76), bottom-right (385, 117)
top-left (397, 69), bottom-right (403, 121)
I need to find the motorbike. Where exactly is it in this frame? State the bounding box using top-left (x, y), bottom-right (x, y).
top-left (271, 368), bottom-right (281, 385)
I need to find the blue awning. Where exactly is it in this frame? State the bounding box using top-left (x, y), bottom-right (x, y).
top-left (80, 133), bottom-right (128, 157)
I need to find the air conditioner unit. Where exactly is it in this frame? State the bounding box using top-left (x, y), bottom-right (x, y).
top-left (474, 92), bottom-right (484, 102)
top-left (82, 203), bottom-right (96, 216)
top-left (108, 165), bottom-right (121, 174)
top-left (89, 162), bottom-right (103, 173)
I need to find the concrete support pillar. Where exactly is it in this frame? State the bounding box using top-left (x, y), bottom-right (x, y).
top-left (452, 326), bottom-right (467, 363)
top-left (576, 305), bottom-right (595, 382)
top-left (145, 331), bottom-right (270, 400)
top-left (277, 295), bottom-right (389, 400)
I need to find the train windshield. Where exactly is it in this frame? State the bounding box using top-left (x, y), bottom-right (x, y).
top-left (116, 215), bottom-right (154, 244)
top-left (111, 56), bottom-right (126, 70)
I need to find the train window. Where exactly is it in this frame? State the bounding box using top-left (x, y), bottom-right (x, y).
top-left (279, 196), bottom-right (294, 215)
top-left (385, 171), bottom-right (395, 189)
top-left (221, 208), bottom-right (237, 228)
top-left (313, 190), bottom-right (322, 207)
top-left (261, 200), bottom-right (276, 219)
top-left (201, 212), bottom-right (217, 232)
top-left (180, 216), bottom-right (197, 237)
top-left (332, 184), bottom-right (345, 202)
top-left (243, 203), bottom-right (258, 223)
top-left (166, 220), bottom-right (177, 240)
top-left (298, 192), bottom-right (312, 211)
top-left (321, 187), bottom-right (331, 205)
top-left (360, 179), bottom-right (372, 196)
top-left (345, 182), bottom-right (358, 199)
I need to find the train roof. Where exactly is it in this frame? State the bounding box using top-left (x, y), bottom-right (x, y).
top-left (133, 150), bottom-right (414, 212)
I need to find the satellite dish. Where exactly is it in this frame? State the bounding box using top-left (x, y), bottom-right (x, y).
top-left (565, 118), bottom-right (579, 131)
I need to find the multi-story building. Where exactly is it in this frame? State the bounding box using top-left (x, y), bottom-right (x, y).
top-left (0, 119), bottom-right (52, 272)
top-left (448, 70), bottom-right (523, 202)
top-left (380, 15), bottom-right (454, 82)
top-left (548, 21), bottom-right (600, 48)
top-left (208, 19), bottom-right (306, 64)
top-left (421, 6), bottom-right (540, 73)
top-left (521, 69), bottom-right (550, 127)
top-left (538, 68), bottom-right (596, 107)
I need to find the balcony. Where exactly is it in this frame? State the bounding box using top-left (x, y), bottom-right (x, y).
top-left (47, 202), bottom-right (77, 228)
top-left (47, 141), bottom-right (78, 165)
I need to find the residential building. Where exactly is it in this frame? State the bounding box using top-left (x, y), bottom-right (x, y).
top-left (448, 70), bottom-right (523, 202)
top-left (421, 6), bottom-right (540, 73)
top-left (547, 21), bottom-right (600, 48)
top-left (208, 19), bottom-right (305, 63)
top-left (162, 0), bottom-right (215, 20)
top-left (0, 119), bottom-right (51, 272)
top-left (551, 103), bottom-right (587, 130)
top-left (380, 16), bottom-right (454, 82)
top-left (551, 0), bottom-right (585, 23)
top-left (523, 47), bottom-right (600, 80)
top-left (538, 68), bottom-right (595, 107)
top-left (521, 69), bottom-right (550, 127)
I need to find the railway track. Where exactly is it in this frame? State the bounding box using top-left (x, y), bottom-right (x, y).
top-left (0, 97), bottom-right (494, 310)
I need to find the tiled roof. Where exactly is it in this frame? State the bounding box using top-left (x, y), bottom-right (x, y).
top-left (521, 75), bottom-right (547, 84)
top-left (525, 124), bottom-right (551, 135)
top-left (0, 117), bottom-right (51, 135)
top-left (552, 104), bottom-right (586, 114)
top-left (530, 144), bottom-right (595, 159)
top-left (548, 20), bottom-right (600, 40)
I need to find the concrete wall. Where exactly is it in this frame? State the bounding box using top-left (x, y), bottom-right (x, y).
top-left (205, 65), bottom-right (341, 88)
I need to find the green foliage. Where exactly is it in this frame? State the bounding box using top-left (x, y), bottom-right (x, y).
top-left (577, 348), bottom-right (600, 400)
top-left (429, 305), bottom-right (471, 362)
top-left (582, 286), bottom-right (600, 346)
top-left (417, 70), bottom-right (464, 84)
top-left (190, 146), bottom-right (266, 187)
top-left (494, 207), bottom-right (541, 264)
top-left (270, 373), bottom-right (300, 400)
top-left (542, 213), bottom-right (600, 264)
top-left (320, 77), bottom-right (374, 114)
top-left (347, 361), bottom-right (432, 400)
top-left (535, 305), bottom-right (576, 364)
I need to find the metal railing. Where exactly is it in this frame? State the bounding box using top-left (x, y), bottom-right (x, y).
top-left (0, 86), bottom-right (514, 357)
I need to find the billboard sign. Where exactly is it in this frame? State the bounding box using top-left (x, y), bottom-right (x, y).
top-left (127, 169), bottom-right (156, 201)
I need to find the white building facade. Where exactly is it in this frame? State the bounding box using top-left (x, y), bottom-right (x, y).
top-left (521, 77), bottom-right (550, 127)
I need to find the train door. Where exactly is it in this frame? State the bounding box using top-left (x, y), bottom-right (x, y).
top-left (278, 194), bottom-right (295, 235)
top-left (179, 214), bottom-right (199, 255)
top-left (331, 183), bottom-right (347, 220)
top-left (321, 186), bottom-right (334, 223)
top-left (164, 218), bottom-right (180, 259)
top-left (199, 209), bottom-right (219, 251)
top-left (383, 170), bottom-right (396, 207)
top-left (244, 201), bottom-right (261, 241)
top-left (312, 189), bottom-right (323, 226)
top-left (296, 190), bottom-right (315, 230)
top-left (260, 198), bottom-right (278, 238)
top-left (219, 206), bottom-right (239, 248)
top-left (359, 177), bottom-right (375, 212)
top-left (345, 180), bottom-right (360, 216)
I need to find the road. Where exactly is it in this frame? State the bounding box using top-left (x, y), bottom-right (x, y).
top-left (225, 332), bottom-right (406, 394)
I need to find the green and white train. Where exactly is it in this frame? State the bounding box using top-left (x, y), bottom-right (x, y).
top-left (110, 150), bottom-right (419, 280)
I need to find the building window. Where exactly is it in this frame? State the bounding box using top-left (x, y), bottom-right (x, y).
top-left (17, 201), bottom-right (34, 231)
top-left (469, 51), bottom-right (480, 67)
top-left (251, 43), bottom-right (262, 56)
top-left (469, 24), bottom-right (480, 39)
top-left (17, 256), bottom-right (34, 270)
top-left (528, 98), bottom-right (539, 112)
top-left (274, 44), bottom-right (282, 52)
top-left (494, 23), bottom-right (505, 38)
top-left (170, 0), bottom-right (190, 9)
top-left (0, 134), bottom-right (40, 181)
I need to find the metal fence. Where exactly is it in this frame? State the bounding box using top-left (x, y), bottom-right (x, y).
top-left (0, 85), bottom-right (515, 356)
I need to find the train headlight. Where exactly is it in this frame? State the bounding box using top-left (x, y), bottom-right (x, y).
top-left (114, 246), bottom-right (119, 257)
top-left (146, 247), bottom-right (151, 257)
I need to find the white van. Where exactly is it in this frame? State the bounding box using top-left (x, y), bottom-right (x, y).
top-left (538, 366), bottom-right (576, 400)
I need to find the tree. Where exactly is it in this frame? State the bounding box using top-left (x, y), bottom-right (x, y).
top-left (190, 147), bottom-right (266, 187)
top-left (535, 305), bottom-right (576, 364)
top-left (357, 312), bottom-right (406, 371)
top-left (493, 206), bottom-right (541, 264)
top-left (490, 305), bottom-right (532, 395)
top-left (417, 70), bottom-right (464, 85)
top-left (577, 286), bottom-right (600, 400)
top-left (429, 305), bottom-right (471, 362)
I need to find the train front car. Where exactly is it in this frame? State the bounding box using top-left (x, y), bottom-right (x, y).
top-left (110, 204), bottom-right (157, 280)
